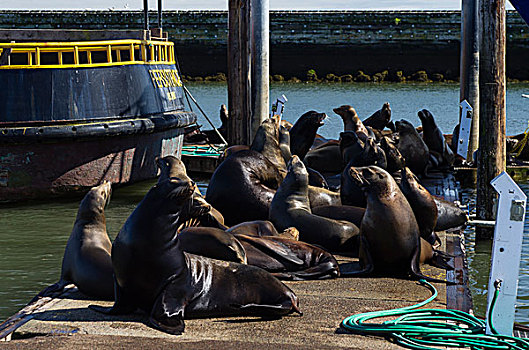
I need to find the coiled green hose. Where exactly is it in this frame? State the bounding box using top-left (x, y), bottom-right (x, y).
top-left (341, 279), bottom-right (529, 349)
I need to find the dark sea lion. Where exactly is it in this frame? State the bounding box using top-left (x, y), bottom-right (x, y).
top-left (341, 166), bottom-right (451, 283)
top-left (308, 186), bottom-right (342, 207)
top-left (340, 131), bottom-right (364, 167)
top-left (206, 150), bottom-right (283, 226)
top-left (269, 156), bottom-right (359, 252)
top-left (380, 136), bottom-right (405, 174)
top-left (303, 141), bottom-right (343, 175)
top-left (221, 145), bottom-right (250, 160)
top-left (227, 220), bottom-right (300, 240)
top-left (289, 110), bottom-right (326, 160)
top-left (202, 104), bottom-right (229, 144)
top-left (420, 238), bottom-right (454, 270)
top-left (395, 119), bottom-right (429, 175)
top-left (35, 182), bottom-right (114, 301)
top-left (278, 124), bottom-right (293, 164)
top-left (398, 167), bottom-right (440, 246)
top-left (156, 155), bottom-right (226, 229)
top-left (250, 115), bottom-right (287, 176)
top-left (340, 163), bottom-right (367, 208)
top-left (417, 109), bottom-right (455, 168)
top-left (433, 196), bottom-right (469, 231)
top-left (363, 102), bottom-right (391, 131)
top-left (234, 234), bottom-right (340, 280)
top-left (177, 227), bottom-right (247, 264)
top-left (333, 105), bottom-right (374, 141)
top-left (91, 178), bottom-right (301, 334)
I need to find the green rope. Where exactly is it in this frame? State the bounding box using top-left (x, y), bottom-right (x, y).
top-left (341, 279), bottom-right (529, 349)
top-left (181, 145), bottom-right (224, 157)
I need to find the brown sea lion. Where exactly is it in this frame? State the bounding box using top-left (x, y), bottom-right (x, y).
top-left (34, 182), bottom-right (114, 301)
top-left (251, 116), bottom-right (287, 176)
top-left (303, 141), bottom-right (343, 175)
top-left (91, 177), bottom-right (301, 335)
top-left (289, 110), bottom-right (327, 160)
top-left (398, 167), bottom-right (440, 246)
top-left (333, 105), bottom-right (375, 141)
top-left (341, 165), bottom-right (451, 283)
top-left (363, 102), bottom-right (391, 131)
top-left (395, 119), bottom-right (429, 175)
top-left (269, 156), bottom-right (359, 252)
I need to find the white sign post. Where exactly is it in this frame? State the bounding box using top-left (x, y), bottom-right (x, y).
top-left (457, 100), bottom-right (473, 159)
top-left (486, 171), bottom-right (527, 335)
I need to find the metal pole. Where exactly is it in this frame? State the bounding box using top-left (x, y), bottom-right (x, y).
top-left (476, 0), bottom-right (507, 239)
top-left (459, 0), bottom-right (480, 160)
top-left (251, 0), bottom-right (269, 139)
top-left (143, 0), bottom-right (149, 31)
top-left (157, 0), bottom-right (162, 30)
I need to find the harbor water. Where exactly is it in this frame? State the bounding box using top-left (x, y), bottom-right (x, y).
top-left (1, 82), bottom-right (529, 323)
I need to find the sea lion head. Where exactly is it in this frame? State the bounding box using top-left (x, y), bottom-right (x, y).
top-left (333, 105), bottom-right (369, 138)
top-left (381, 102), bottom-right (391, 122)
top-left (156, 155), bottom-right (188, 182)
top-left (417, 109), bottom-right (436, 127)
top-left (347, 165), bottom-right (397, 197)
top-left (282, 155), bottom-right (309, 193)
top-left (78, 181), bottom-right (112, 221)
top-left (297, 110), bottom-right (326, 128)
top-left (219, 104), bottom-right (229, 127)
top-left (155, 177), bottom-right (211, 231)
top-left (400, 167), bottom-right (422, 193)
top-left (333, 105), bottom-right (357, 120)
top-left (251, 116), bottom-right (281, 153)
top-left (395, 119), bottom-right (416, 135)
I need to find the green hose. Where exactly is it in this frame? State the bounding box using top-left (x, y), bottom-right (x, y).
top-left (341, 279), bottom-right (529, 349)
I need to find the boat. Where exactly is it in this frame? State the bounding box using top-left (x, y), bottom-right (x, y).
top-left (0, 26), bottom-right (197, 202)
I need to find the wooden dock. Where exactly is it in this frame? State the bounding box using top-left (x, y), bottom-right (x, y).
top-left (0, 174), bottom-right (472, 348)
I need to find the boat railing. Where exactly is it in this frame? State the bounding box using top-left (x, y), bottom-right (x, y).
top-left (0, 39), bottom-right (175, 68)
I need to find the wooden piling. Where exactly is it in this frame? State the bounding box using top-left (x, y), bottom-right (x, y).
top-left (476, 0), bottom-right (507, 239)
top-left (459, 0), bottom-right (480, 159)
top-left (227, 0), bottom-right (252, 146)
top-left (250, 0), bottom-right (269, 139)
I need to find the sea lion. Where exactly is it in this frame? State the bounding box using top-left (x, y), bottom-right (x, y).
top-left (250, 116), bottom-right (287, 176)
top-left (380, 136), bottom-right (405, 174)
top-left (340, 163), bottom-right (367, 208)
top-left (206, 150), bottom-right (283, 226)
top-left (226, 220), bottom-right (300, 240)
top-left (333, 105), bottom-right (375, 141)
top-left (342, 132), bottom-right (387, 169)
top-left (289, 110), bottom-right (326, 160)
top-left (269, 156), bottom-right (359, 252)
top-left (35, 182), bottom-right (114, 301)
top-left (233, 234), bottom-right (341, 280)
top-left (417, 109), bottom-right (455, 169)
top-left (303, 141), bottom-right (343, 175)
top-left (156, 155), bottom-right (226, 229)
top-left (91, 177), bottom-right (301, 334)
top-left (395, 119), bottom-right (429, 175)
top-left (363, 102), bottom-right (391, 131)
top-left (420, 239), bottom-right (454, 270)
top-left (177, 227), bottom-right (247, 264)
top-left (433, 196), bottom-right (469, 231)
top-left (398, 167), bottom-right (440, 246)
top-left (341, 165), bottom-right (451, 283)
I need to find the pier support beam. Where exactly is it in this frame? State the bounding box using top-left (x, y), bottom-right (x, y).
top-left (476, 0), bottom-right (507, 239)
top-left (459, 0), bottom-right (480, 159)
top-left (250, 0), bottom-right (269, 139)
top-left (227, 0), bottom-right (252, 146)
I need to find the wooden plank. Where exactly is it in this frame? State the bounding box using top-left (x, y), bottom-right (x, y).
top-left (0, 29), bottom-right (147, 42)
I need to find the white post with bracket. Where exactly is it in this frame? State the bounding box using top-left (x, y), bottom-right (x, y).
top-left (486, 171), bottom-right (527, 335)
top-left (457, 100), bottom-right (473, 159)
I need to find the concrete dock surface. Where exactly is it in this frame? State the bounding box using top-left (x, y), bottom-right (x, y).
top-left (1, 254), bottom-right (450, 349)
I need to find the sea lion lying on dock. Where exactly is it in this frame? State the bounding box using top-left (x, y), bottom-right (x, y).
top-left (91, 177), bottom-right (301, 335)
top-left (34, 182), bottom-right (114, 301)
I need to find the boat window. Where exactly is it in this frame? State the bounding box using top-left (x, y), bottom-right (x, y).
top-left (62, 52), bottom-right (75, 65)
top-left (91, 51), bottom-right (107, 64)
top-left (78, 51), bottom-right (89, 64)
top-left (120, 49), bottom-right (131, 61)
top-left (9, 53), bottom-right (27, 65)
top-left (40, 52), bottom-right (59, 65)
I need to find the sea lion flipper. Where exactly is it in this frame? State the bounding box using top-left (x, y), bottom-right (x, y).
top-left (239, 235), bottom-right (305, 266)
top-left (231, 303), bottom-right (299, 316)
top-left (427, 249), bottom-right (455, 271)
top-left (149, 284), bottom-right (188, 335)
top-left (89, 278), bottom-right (135, 315)
top-left (30, 280), bottom-right (69, 303)
top-left (410, 242), bottom-right (455, 285)
top-left (288, 262), bottom-right (341, 280)
top-left (339, 237), bottom-right (374, 277)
